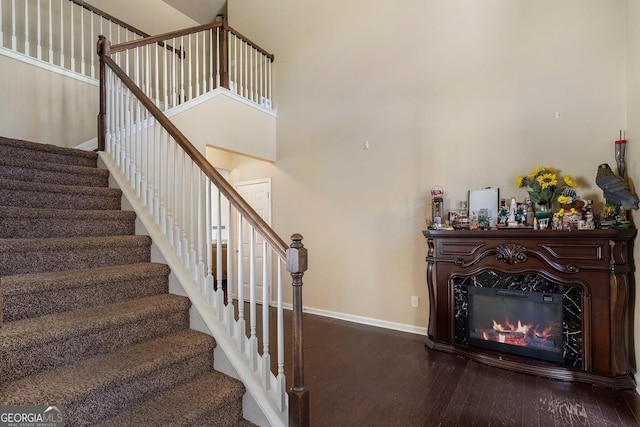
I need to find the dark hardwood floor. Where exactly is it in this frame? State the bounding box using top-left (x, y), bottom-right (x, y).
top-left (283, 311), bottom-right (640, 426)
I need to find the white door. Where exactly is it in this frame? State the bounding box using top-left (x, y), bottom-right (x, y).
top-left (235, 179), bottom-right (272, 304)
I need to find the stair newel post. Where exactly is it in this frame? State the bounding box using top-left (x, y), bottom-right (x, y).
top-left (287, 234), bottom-right (309, 427)
top-left (97, 35), bottom-right (110, 152)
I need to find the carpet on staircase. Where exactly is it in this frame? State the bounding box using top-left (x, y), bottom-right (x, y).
top-left (0, 136), bottom-right (253, 426)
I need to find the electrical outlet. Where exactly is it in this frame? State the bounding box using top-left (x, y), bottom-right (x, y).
top-left (411, 296), bottom-right (419, 308)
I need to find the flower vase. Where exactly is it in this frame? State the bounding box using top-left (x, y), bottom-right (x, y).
top-left (535, 202), bottom-right (551, 229)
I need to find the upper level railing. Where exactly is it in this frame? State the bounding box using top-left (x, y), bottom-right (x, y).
top-left (0, 0), bottom-right (148, 79)
top-left (98, 34), bottom-right (307, 426)
top-left (1, 1), bottom-right (274, 110)
top-left (107, 20), bottom-right (274, 111)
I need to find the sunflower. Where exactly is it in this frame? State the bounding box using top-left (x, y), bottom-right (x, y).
top-left (537, 173), bottom-right (558, 189)
top-left (563, 174), bottom-right (577, 187)
top-left (517, 166), bottom-right (579, 207)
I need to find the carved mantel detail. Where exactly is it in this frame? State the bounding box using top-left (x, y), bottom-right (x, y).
top-left (495, 242), bottom-right (527, 264)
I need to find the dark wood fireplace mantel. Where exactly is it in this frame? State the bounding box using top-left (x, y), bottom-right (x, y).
top-left (422, 228), bottom-right (637, 389)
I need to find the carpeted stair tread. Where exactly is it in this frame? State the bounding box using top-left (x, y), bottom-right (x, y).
top-left (95, 370), bottom-right (249, 427)
top-left (0, 136), bottom-right (97, 167)
top-left (2, 263), bottom-right (171, 321)
top-left (0, 330), bottom-right (216, 425)
top-left (0, 206), bottom-right (136, 238)
top-left (0, 235), bottom-right (151, 275)
top-left (0, 178), bottom-right (121, 210)
top-left (0, 156), bottom-right (109, 187)
top-left (1, 294), bottom-right (191, 382)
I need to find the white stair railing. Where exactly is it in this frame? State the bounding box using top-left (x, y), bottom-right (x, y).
top-left (1, 2), bottom-right (274, 110)
top-left (98, 36), bottom-right (307, 427)
top-left (107, 20), bottom-right (274, 111)
top-left (0, 0), bottom-right (147, 78)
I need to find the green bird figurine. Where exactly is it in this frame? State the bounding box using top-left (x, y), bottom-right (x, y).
top-left (595, 163), bottom-right (639, 210)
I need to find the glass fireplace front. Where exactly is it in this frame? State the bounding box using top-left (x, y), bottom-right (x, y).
top-left (467, 286), bottom-right (563, 363)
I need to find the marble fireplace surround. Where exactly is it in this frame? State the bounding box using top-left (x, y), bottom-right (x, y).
top-left (422, 228), bottom-right (637, 390)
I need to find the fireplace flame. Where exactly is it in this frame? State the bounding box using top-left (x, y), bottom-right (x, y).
top-left (473, 317), bottom-right (559, 351)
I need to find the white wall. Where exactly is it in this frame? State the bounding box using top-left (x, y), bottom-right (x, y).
top-left (0, 54), bottom-right (98, 147)
top-left (228, 0), bottom-right (629, 332)
top-left (626, 0), bottom-right (640, 373)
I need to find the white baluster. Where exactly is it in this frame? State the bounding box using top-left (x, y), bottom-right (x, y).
top-left (0, 0), bottom-right (4, 47)
top-left (215, 27), bottom-right (221, 88)
top-left (80, 6), bottom-right (85, 75)
top-left (226, 201), bottom-right (235, 337)
top-left (201, 30), bottom-right (207, 92)
top-left (135, 100), bottom-right (143, 199)
top-left (210, 28), bottom-right (215, 90)
top-left (172, 37), bottom-right (177, 107)
top-left (148, 114), bottom-right (156, 217)
top-left (163, 40), bottom-right (168, 110)
top-left (36, 0), bottom-right (42, 60)
top-left (180, 36), bottom-right (185, 104)
top-left (153, 122), bottom-right (160, 223)
top-left (205, 179), bottom-right (214, 298)
top-left (69, 2), bottom-right (74, 72)
top-left (165, 136), bottom-right (174, 245)
top-left (190, 163), bottom-right (198, 280)
top-left (11, 0), bottom-right (17, 51)
top-left (158, 127), bottom-right (166, 229)
top-left (90, 11), bottom-right (95, 77)
top-left (249, 226), bottom-right (258, 371)
top-left (267, 59), bottom-right (272, 107)
top-left (181, 151), bottom-right (189, 264)
top-left (216, 188), bottom-right (224, 318)
top-left (187, 34), bottom-right (193, 100)
top-left (23, 0), bottom-right (29, 55)
top-left (173, 144), bottom-right (182, 255)
top-left (262, 240), bottom-right (271, 389)
top-left (276, 260), bottom-right (286, 410)
top-left (47, 0), bottom-right (53, 63)
top-left (236, 215), bottom-right (246, 353)
top-left (195, 31), bottom-right (200, 97)
top-left (154, 43), bottom-right (160, 106)
top-left (196, 171), bottom-right (205, 291)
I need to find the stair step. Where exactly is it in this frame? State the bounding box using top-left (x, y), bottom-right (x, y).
top-left (0, 206), bottom-right (136, 238)
top-left (2, 263), bottom-right (171, 322)
top-left (0, 329), bottom-right (215, 426)
top-left (0, 235), bottom-right (151, 275)
top-left (1, 294), bottom-right (191, 383)
top-left (0, 178), bottom-right (121, 210)
top-left (0, 136), bottom-right (97, 167)
top-left (0, 156), bottom-right (109, 187)
top-left (95, 370), bottom-right (249, 427)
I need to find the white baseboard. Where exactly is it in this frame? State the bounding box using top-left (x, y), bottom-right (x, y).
top-left (299, 305), bottom-right (429, 336)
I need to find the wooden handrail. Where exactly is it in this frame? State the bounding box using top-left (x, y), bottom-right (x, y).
top-left (224, 21), bottom-right (275, 62)
top-left (97, 36), bottom-right (286, 258)
top-left (71, 0), bottom-right (182, 56)
top-left (108, 19), bottom-right (275, 62)
top-left (71, 0), bottom-right (150, 38)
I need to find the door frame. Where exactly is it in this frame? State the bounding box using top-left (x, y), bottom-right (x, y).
top-left (234, 178), bottom-right (272, 304)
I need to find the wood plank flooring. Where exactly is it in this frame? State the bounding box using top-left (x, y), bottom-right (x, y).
top-left (281, 311), bottom-right (640, 426)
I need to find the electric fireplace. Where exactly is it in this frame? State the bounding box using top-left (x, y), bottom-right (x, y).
top-left (422, 228), bottom-right (637, 389)
top-left (467, 286), bottom-right (563, 363)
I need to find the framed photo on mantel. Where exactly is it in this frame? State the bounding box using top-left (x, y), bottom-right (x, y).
top-left (468, 187), bottom-right (499, 227)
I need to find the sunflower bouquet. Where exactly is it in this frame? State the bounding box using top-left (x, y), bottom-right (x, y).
top-left (516, 166), bottom-right (578, 207)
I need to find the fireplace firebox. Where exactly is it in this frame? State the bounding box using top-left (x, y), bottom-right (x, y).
top-left (467, 286), bottom-right (563, 363)
top-left (422, 228), bottom-right (637, 389)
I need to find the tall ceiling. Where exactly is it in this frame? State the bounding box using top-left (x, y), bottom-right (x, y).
top-left (161, 0), bottom-right (227, 24)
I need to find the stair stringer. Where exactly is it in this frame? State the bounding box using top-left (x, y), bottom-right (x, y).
top-left (98, 152), bottom-right (286, 427)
